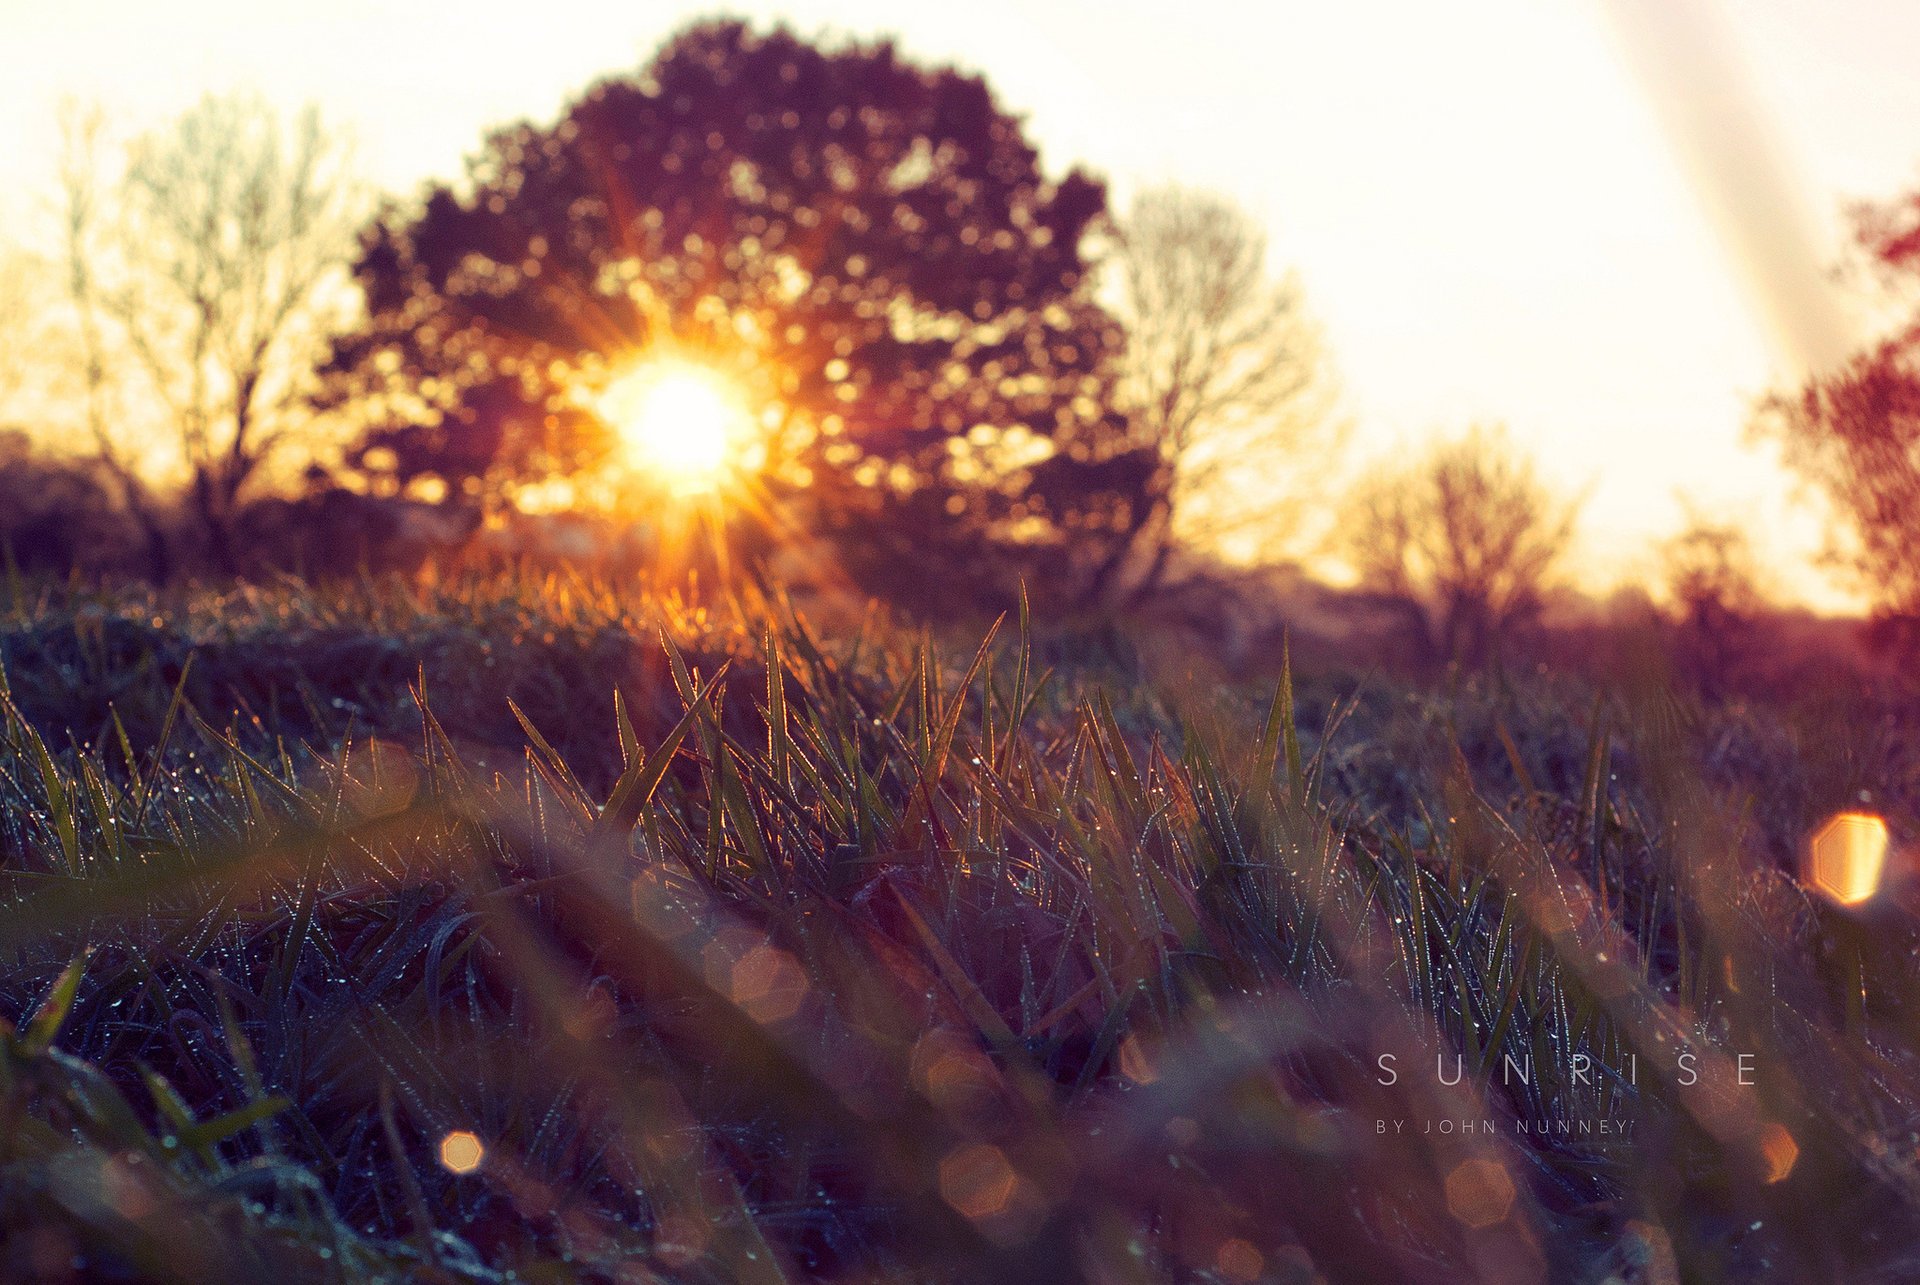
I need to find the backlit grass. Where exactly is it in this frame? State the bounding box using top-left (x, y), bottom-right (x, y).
top-left (1, 572), bottom-right (1918, 1281)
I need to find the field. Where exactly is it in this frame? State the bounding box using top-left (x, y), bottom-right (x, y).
top-left (2, 571), bottom-right (1919, 1283)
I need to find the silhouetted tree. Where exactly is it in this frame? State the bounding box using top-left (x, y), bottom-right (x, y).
top-left (1343, 426), bottom-right (1579, 666)
top-left (344, 377), bottom-right (607, 512)
top-left (1092, 186), bottom-right (1334, 604)
top-left (0, 430), bottom-right (134, 574)
top-left (1657, 506), bottom-right (1766, 687)
top-left (319, 19), bottom-right (1137, 607)
top-left (59, 93), bottom-right (360, 573)
top-left (1758, 189), bottom-right (1920, 642)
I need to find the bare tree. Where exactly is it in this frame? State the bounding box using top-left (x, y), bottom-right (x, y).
top-left (1656, 504), bottom-right (1768, 687)
top-left (1091, 185), bottom-right (1335, 603)
top-left (57, 104), bottom-right (176, 580)
top-left (60, 93), bottom-right (360, 571)
top-left (1343, 426), bottom-right (1581, 666)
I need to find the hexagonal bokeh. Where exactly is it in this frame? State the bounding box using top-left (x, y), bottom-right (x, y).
top-left (439, 1130), bottom-right (485, 1175)
top-left (939, 1143), bottom-right (1018, 1223)
top-left (1444, 1157), bottom-right (1516, 1230)
top-left (1806, 812), bottom-right (1890, 906)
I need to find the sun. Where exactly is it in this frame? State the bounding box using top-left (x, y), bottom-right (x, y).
top-left (597, 359), bottom-right (752, 491)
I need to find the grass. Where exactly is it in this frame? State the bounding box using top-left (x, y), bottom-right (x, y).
top-left (1, 570), bottom-right (1918, 1281)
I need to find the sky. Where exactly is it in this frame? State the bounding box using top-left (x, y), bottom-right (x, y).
top-left (4, 0), bottom-right (1918, 609)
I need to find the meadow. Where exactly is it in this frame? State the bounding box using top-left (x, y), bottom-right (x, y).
top-left (1, 570), bottom-right (1918, 1282)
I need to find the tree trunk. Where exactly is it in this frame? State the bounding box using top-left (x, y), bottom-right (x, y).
top-left (1082, 476), bottom-right (1174, 612)
top-left (130, 506), bottom-right (173, 584)
top-left (193, 469), bottom-right (237, 575)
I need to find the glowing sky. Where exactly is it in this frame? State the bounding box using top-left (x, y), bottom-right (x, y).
top-left (4, 0), bottom-right (1917, 608)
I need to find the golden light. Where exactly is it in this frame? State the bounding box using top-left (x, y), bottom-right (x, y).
top-left (1760, 1123), bottom-right (1799, 1184)
top-left (1805, 812), bottom-right (1890, 906)
top-left (1115, 1034), bottom-right (1159, 1085)
top-left (597, 359), bottom-right (751, 491)
top-left (438, 1130), bottom-right (485, 1174)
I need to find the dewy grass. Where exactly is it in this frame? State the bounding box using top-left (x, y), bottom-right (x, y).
top-left (0, 572), bottom-right (1918, 1280)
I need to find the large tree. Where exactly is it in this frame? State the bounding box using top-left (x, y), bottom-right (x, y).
top-left (321, 20), bottom-right (1140, 605)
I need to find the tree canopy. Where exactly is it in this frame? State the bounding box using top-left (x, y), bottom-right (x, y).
top-left (321, 19), bottom-right (1144, 605)
top-left (1759, 189), bottom-right (1920, 632)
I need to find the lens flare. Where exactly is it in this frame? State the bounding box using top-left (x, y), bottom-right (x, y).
top-left (439, 1130), bottom-right (485, 1174)
top-left (1805, 812), bottom-right (1890, 906)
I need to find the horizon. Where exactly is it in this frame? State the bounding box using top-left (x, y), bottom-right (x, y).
top-left (3, 0), bottom-right (1917, 612)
